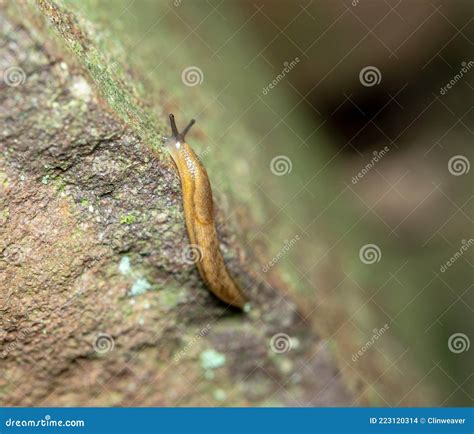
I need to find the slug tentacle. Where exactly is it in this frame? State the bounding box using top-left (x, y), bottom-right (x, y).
top-left (165, 114), bottom-right (247, 309)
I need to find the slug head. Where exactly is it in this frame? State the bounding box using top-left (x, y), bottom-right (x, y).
top-left (163, 114), bottom-right (195, 160)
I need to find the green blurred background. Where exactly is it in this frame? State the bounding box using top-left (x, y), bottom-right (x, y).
top-left (64, 0), bottom-right (472, 406)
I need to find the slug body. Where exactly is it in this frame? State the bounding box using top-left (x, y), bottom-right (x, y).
top-left (164, 114), bottom-right (247, 309)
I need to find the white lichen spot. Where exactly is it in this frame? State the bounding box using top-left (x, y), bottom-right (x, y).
top-left (138, 317), bottom-right (145, 326)
top-left (200, 349), bottom-right (226, 370)
top-left (118, 256), bottom-right (132, 275)
top-left (70, 76), bottom-right (92, 102)
top-left (213, 389), bottom-right (227, 402)
top-left (128, 277), bottom-right (152, 297)
top-left (143, 301), bottom-right (151, 310)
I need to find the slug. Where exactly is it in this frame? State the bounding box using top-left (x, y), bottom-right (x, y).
top-left (164, 114), bottom-right (247, 309)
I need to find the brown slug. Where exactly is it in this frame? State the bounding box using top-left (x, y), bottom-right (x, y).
top-left (164, 114), bottom-right (247, 309)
